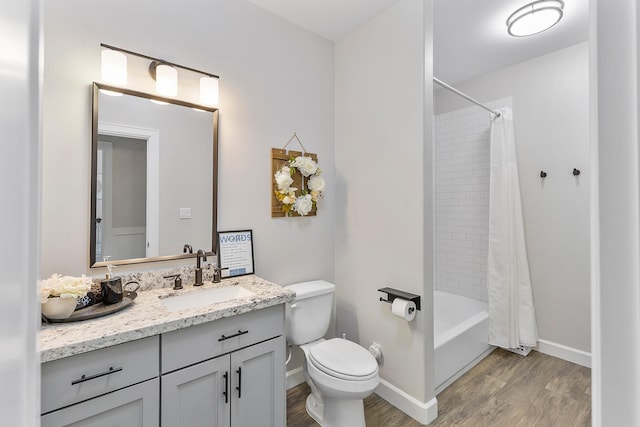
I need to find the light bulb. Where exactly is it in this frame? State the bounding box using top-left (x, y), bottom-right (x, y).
top-left (156, 64), bottom-right (177, 97)
top-left (200, 77), bottom-right (219, 106)
top-left (101, 49), bottom-right (127, 85)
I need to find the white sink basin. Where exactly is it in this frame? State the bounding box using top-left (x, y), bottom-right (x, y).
top-left (160, 285), bottom-right (256, 312)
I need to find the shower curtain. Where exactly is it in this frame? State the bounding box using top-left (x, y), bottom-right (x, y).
top-left (487, 107), bottom-right (538, 349)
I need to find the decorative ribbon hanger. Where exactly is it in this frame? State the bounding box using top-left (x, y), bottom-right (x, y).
top-left (282, 132), bottom-right (308, 154)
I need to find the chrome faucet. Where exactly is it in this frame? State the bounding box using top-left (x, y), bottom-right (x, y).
top-left (195, 249), bottom-right (207, 286)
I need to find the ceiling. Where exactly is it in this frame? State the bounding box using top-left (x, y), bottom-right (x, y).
top-left (247, 0), bottom-right (402, 41)
top-left (248, 0), bottom-right (589, 84)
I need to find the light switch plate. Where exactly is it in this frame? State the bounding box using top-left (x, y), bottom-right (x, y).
top-left (179, 207), bottom-right (192, 219)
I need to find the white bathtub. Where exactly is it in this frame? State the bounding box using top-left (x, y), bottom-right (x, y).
top-left (434, 290), bottom-right (494, 394)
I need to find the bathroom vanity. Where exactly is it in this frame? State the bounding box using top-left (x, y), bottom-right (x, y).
top-left (40, 275), bottom-right (295, 427)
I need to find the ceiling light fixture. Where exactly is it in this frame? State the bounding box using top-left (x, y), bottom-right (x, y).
top-left (506, 0), bottom-right (564, 37)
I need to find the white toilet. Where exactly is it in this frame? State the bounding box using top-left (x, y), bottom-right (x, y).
top-left (285, 280), bottom-right (379, 427)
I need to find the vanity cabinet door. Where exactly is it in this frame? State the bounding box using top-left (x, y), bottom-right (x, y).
top-left (230, 336), bottom-right (285, 427)
top-left (161, 355), bottom-right (230, 427)
top-left (41, 378), bottom-right (159, 427)
top-left (160, 336), bottom-right (286, 427)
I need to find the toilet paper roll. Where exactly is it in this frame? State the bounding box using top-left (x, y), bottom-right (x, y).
top-left (391, 298), bottom-right (416, 321)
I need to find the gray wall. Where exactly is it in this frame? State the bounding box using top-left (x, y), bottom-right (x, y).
top-left (335, 0), bottom-right (435, 419)
top-left (41, 0), bottom-right (335, 286)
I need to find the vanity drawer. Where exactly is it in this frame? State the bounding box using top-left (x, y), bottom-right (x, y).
top-left (41, 336), bottom-right (159, 414)
top-left (161, 304), bottom-right (284, 373)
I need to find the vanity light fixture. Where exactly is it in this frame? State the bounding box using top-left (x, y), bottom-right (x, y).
top-left (100, 49), bottom-right (127, 96)
top-left (200, 76), bottom-right (219, 106)
top-left (151, 62), bottom-right (178, 97)
top-left (100, 43), bottom-right (219, 105)
top-left (101, 49), bottom-right (127, 85)
top-left (506, 0), bottom-right (564, 37)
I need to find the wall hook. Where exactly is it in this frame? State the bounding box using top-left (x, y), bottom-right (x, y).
top-left (573, 168), bottom-right (581, 176)
top-left (540, 171), bottom-right (547, 178)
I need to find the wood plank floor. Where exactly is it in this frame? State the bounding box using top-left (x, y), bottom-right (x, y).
top-left (286, 348), bottom-right (591, 426)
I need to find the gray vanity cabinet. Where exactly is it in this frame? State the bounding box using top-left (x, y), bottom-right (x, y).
top-left (230, 337), bottom-right (285, 427)
top-left (161, 337), bottom-right (285, 427)
top-left (160, 304), bottom-right (286, 427)
top-left (40, 336), bottom-right (160, 427)
top-left (41, 304), bottom-right (287, 427)
top-left (162, 355), bottom-right (230, 426)
top-left (40, 378), bottom-right (159, 427)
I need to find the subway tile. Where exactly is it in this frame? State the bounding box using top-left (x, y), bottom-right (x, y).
top-left (435, 99), bottom-right (512, 301)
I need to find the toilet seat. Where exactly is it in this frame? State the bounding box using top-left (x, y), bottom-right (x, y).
top-left (309, 338), bottom-right (378, 381)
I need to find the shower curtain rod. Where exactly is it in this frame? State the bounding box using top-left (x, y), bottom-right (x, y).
top-left (433, 77), bottom-right (501, 118)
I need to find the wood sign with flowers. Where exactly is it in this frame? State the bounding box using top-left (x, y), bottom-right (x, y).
top-left (272, 133), bottom-right (325, 217)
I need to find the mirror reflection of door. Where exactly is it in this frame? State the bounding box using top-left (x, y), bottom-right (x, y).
top-left (98, 135), bottom-right (147, 261)
top-left (95, 145), bottom-right (105, 261)
top-left (92, 85), bottom-right (215, 267)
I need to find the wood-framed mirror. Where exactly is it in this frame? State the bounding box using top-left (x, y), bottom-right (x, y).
top-left (90, 82), bottom-right (218, 267)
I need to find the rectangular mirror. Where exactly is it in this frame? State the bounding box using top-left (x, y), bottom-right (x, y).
top-left (91, 82), bottom-right (218, 267)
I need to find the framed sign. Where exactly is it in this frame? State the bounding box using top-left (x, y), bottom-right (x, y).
top-left (217, 230), bottom-right (254, 278)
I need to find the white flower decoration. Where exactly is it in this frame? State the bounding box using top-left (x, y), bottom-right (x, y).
top-left (275, 168), bottom-right (294, 189)
top-left (293, 156), bottom-right (318, 177)
top-left (293, 194), bottom-right (313, 216)
top-left (274, 155), bottom-right (325, 216)
top-left (308, 175), bottom-right (326, 193)
top-left (40, 274), bottom-right (93, 303)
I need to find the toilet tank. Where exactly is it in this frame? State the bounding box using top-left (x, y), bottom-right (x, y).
top-left (284, 280), bottom-right (335, 345)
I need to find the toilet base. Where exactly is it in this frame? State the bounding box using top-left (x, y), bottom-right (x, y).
top-left (305, 394), bottom-right (324, 425)
top-left (306, 393), bottom-right (366, 427)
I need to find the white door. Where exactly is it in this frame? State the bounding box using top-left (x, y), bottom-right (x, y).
top-left (98, 122), bottom-right (160, 259)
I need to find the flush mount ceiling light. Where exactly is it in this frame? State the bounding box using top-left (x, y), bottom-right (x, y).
top-left (507, 0), bottom-right (564, 37)
top-left (100, 43), bottom-right (220, 106)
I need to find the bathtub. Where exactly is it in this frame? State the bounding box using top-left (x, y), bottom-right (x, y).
top-left (434, 290), bottom-right (494, 394)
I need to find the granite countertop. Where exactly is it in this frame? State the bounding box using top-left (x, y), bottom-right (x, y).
top-left (40, 275), bottom-right (295, 363)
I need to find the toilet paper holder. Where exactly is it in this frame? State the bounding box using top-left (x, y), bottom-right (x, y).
top-left (378, 287), bottom-right (421, 311)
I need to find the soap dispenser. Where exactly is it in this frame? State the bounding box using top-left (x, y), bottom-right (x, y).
top-left (101, 256), bottom-right (123, 305)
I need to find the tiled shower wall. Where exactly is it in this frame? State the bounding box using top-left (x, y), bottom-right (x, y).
top-left (434, 97), bottom-right (512, 302)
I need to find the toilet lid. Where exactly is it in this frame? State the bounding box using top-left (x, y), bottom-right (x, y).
top-left (309, 338), bottom-right (378, 381)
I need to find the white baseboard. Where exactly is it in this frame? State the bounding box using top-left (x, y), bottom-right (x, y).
top-left (536, 339), bottom-right (591, 368)
top-left (286, 367), bottom-right (306, 390)
top-left (288, 370), bottom-right (437, 424)
top-left (375, 378), bottom-right (438, 425)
